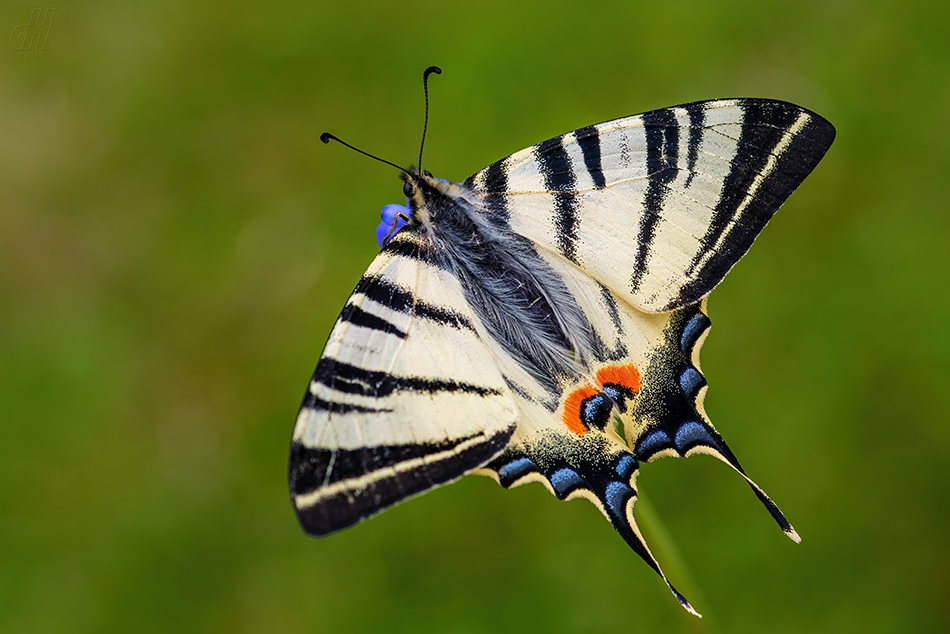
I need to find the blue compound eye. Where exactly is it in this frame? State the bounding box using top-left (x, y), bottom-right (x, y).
top-left (402, 181), bottom-right (412, 197)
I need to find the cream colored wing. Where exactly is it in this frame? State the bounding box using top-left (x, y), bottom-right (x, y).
top-left (289, 230), bottom-right (518, 535)
top-left (465, 98), bottom-right (835, 312)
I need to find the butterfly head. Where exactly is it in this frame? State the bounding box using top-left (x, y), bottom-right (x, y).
top-left (373, 170), bottom-right (425, 248)
top-left (375, 169), bottom-right (465, 247)
top-left (401, 168), bottom-right (455, 204)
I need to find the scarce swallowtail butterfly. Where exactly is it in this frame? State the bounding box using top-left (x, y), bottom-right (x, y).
top-left (289, 67), bottom-right (835, 616)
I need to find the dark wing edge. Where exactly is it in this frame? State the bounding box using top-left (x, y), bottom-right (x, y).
top-left (290, 424), bottom-right (515, 536)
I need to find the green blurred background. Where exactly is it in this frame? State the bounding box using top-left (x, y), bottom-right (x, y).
top-left (3, 1), bottom-right (949, 632)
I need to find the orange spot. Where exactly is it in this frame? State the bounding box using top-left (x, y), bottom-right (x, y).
top-left (561, 385), bottom-right (599, 435)
top-left (595, 364), bottom-right (641, 392)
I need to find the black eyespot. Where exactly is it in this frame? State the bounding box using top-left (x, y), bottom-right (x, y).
top-left (580, 394), bottom-right (612, 430)
top-left (402, 181), bottom-right (412, 197)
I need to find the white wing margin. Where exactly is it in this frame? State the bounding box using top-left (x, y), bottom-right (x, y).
top-left (289, 231), bottom-right (518, 535)
top-left (465, 99), bottom-right (836, 313)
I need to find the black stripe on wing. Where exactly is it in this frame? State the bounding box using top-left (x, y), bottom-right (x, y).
top-left (305, 263), bottom-right (491, 413)
top-left (576, 125), bottom-right (607, 189)
top-left (464, 159), bottom-right (510, 223)
top-left (631, 107), bottom-right (681, 294)
top-left (339, 303), bottom-right (407, 338)
top-left (536, 136), bottom-right (582, 263)
top-left (353, 273), bottom-right (477, 333)
top-left (290, 424), bottom-right (515, 536)
top-left (306, 357), bottom-right (504, 403)
top-left (302, 395), bottom-right (392, 415)
top-left (684, 104), bottom-right (705, 187)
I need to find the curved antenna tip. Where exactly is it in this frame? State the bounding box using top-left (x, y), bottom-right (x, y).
top-left (418, 66), bottom-right (442, 170)
top-left (320, 132), bottom-right (407, 174)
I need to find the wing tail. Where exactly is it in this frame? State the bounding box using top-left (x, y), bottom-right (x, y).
top-left (706, 444), bottom-right (801, 543)
top-left (489, 447), bottom-right (702, 616)
top-left (603, 470), bottom-right (702, 617)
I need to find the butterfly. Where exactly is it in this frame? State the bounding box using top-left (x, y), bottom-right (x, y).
top-left (289, 67), bottom-right (835, 615)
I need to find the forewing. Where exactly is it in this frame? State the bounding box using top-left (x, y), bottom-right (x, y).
top-left (289, 230), bottom-right (519, 536)
top-left (466, 98), bottom-right (836, 313)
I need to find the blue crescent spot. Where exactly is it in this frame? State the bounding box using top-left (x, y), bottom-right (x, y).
top-left (614, 454), bottom-right (638, 480)
top-left (549, 467), bottom-right (585, 497)
top-left (674, 421), bottom-right (715, 451)
top-left (638, 429), bottom-right (672, 455)
top-left (680, 313), bottom-right (709, 353)
top-left (604, 481), bottom-right (632, 517)
top-left (497, 456), bottom-right (537, 482)
top-left (679, 367), bottom-right (705, 399)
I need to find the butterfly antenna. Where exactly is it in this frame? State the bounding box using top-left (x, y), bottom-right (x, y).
top-left (418, 65), bottom-right (442, 171)
top-left (320, 132), bottom-right (409, 175)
